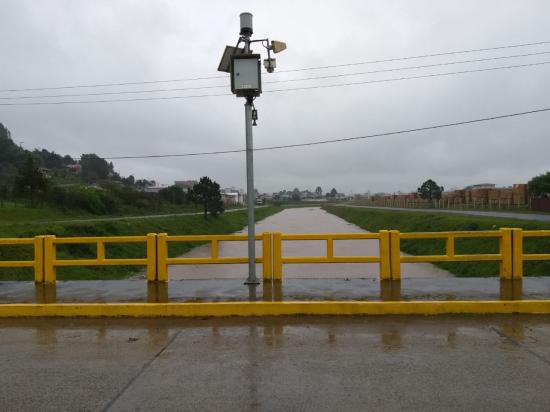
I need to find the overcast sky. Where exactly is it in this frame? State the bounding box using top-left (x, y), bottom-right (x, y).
top-left (1, 0), bottom-right (549, 194)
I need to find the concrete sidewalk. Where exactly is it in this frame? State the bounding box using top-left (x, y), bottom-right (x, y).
top-left (2, 278), bottom-right (549, 304)
top-left (2, 315), bottom-right (550, 411)
top-left (339, 204), bottom-right (550, 222)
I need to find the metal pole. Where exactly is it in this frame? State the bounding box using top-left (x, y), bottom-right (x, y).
top-left (244, 97), bottom-right (258, 284)
top-left (239, 14), bottom-right (259, 284)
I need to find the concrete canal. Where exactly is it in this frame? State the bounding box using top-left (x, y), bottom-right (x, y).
top-left (169, 207), bottom-right (450, 279)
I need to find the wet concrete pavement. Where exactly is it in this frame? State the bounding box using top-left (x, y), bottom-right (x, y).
top-left (169, 207), bottom-right (450, 279)
top-left (2, 315), bottom-right (550, 411)
top-left (2, 277), bottom-right (549, 303)
top-left (341, 204), bottom-right (550, 222)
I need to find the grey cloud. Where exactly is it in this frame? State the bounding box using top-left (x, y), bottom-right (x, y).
top-left (1, 0), bottom-right (549, 194)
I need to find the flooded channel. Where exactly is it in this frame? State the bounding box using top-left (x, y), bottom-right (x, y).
top-left (169, 207), bottom-right (450, 279)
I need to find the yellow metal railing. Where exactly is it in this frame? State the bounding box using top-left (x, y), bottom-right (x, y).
top-left (272, 231), bottom-right (391, 280)
top-left (0, 229), bottom-right (549, 283)
top-left (156, 232), bottom-right (272, 281)
top-left (0, 237), bottom-right (44, 281)
top-left (43, 234), bottom-right (157, 283)
top-left (512, 229), bottom-right (550, 279)
top-left (389, 229), bottom-right (513, 280)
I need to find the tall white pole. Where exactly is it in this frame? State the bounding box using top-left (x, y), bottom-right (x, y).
top-left (244, 96), bottom-right (257, 284)
top-left (242, 24), bottom-right (258, 285)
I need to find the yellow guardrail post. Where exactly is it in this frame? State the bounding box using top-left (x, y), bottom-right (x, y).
top-left (211, 239), bottom-right (219, 260)
top-left (146, 233), bottom-right (157, 282)
top-left (379, 230), bottom-right (391, 280)
top-left (511, 228), bottom-right (523, 279)
top-left (33, 236), bottom-right (45, 283)
top-left (389, 230), bottom-right (401, 280)
top-left (499, 228), bottom-right (513, 280)
top-left (97, 240), bottom-right (105, 263)
top-left (326, 237), bottom-right (334, 259)
top-left (262, 232), bottom-right (273, 281)
top-left (446, 234), bottom-right (455, 258)
top-left (43, 235), bottom-right (56, 283)
top-left (273, 232), bottom-right (283, 281)
top-left (157, 233), bottom-right (168, 282)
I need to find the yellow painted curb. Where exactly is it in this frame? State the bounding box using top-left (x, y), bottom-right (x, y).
top-left (2, 300), bottom-right (550, 317)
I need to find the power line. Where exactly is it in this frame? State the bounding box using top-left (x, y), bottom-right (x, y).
top-left (75, 107), bottom-right (549, 160)
top-left (265, 60), bottom-right (550, 94)
top-left (3, 50), bottom-right (549, 101)
top-left (267, 50), bottom-right (550, 84)
top-left (2, 60), bottom-right (549, 106)
top-left (276, 40), bottom-right (550, 73)
top-left (1, 39), bottom-right (549, 94)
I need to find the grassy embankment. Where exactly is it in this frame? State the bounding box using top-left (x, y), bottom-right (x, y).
top-left (324, 206), bottom-right (550, 277)
top-left (0, 201), bottom-right (216, 224)
top-left (0, 205), bottom-right (282, 281)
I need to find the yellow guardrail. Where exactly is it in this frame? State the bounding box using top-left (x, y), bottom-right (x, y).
top-left (43, 234), bottom-right (157, 283)
top-left (0, 228), bottom-right (549, 283)
top-left (272, 231), bottom-right (391, 280)
top-left (0, 237), bottom-right (44, 281)
top-left (389, 229), bottom-right (513, 280)
top-left (156, 232), bottom-right (272, 281)
top-left (512, 229), bottom-right (550, 279)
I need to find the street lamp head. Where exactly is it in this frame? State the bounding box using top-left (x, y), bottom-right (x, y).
top-left (271, 40), bottom-right (287, 54)
top-left (240, 12), bottom-right (253, 36)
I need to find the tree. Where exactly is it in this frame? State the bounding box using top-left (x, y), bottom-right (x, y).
top-left (188, 176), bottom-right (224, 218)
top-left (158, 185), bottom-right (186, 204)
top-left (14, 155), bottom-right (49, 206)
top-left (528, 171), bottom-right (550, 198)
top-left (315, 186), bottom-right (323, 198)
top-left (291, 187), bottom-right (301, 201)
top-left (80, 154), bottom-right (112, 182)
top-left (0, 184), bottom-right (7, 207)
top-left (417, 179), bottom-right (444, 200)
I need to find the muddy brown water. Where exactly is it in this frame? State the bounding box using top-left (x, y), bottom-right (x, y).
top-left (168, 207), bottom-right (452, 280)
top-left (168, 207), bottom-right (450, 279)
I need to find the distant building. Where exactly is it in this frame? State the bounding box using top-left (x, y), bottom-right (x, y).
top-left (143, 184), bottom-right (168, 193)
top-left (65, 164), bottom-right (82, 173)
top-left (221, 188), bottom-right (243, 205)
top-left (38, 167), bottom-right (51, 178)
top-left (174, 180), bottom-right (197, 192)
top-left (464, 183), bottom-right (496, 190)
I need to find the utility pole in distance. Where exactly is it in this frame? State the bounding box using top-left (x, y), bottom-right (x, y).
top-left (218, 12), bottom-right (286, 284)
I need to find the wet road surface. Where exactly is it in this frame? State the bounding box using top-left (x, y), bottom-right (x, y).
top-left (1, 277), bottom-right (545, 303)
top-left (169, 207), bottom-right (450, 279)
top-left (2, 315), bottom-right (550, 411)
top-left (341, 204), bottom-right (550, 222)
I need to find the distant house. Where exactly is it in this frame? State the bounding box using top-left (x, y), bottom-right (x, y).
top-left (38, 167), bottom-right (51, 178)
top-left (174, 180), bottom-right (198, 192)
top-left (143, 185), bottom-right (168, 194)
top-left (65, 163), bottom-right (82, 173)
top-left (464, 183), bottom-right (496, 190)
top-left (221, 188), bottom-right (243, 205)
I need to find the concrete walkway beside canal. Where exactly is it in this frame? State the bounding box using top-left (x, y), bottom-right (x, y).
top-left (340, 204), bottom-right (550, 222)
top-left (2, 315), bottom-right (550, 411)
top-left (169, 207), bottom-right (450, 280)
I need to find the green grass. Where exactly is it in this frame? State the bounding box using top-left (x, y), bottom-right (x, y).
top-left (0, 201), bottom-right (210, 224)
top-left (324, 205), bottom-right (550, 277)
top-left (0, 206), bottom-right (282, 281)
top-left (347, 201), bottom-right (550, 215)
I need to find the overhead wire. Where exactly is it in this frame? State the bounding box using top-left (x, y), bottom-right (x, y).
top-left (2, 60), bottom-right (549, 106)
top-left (1, 39), bottom-right (549, 93)
top-left (2, 50), bottom-right (549, 101)
top-left (66, 107), bottom-right (550, 160)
